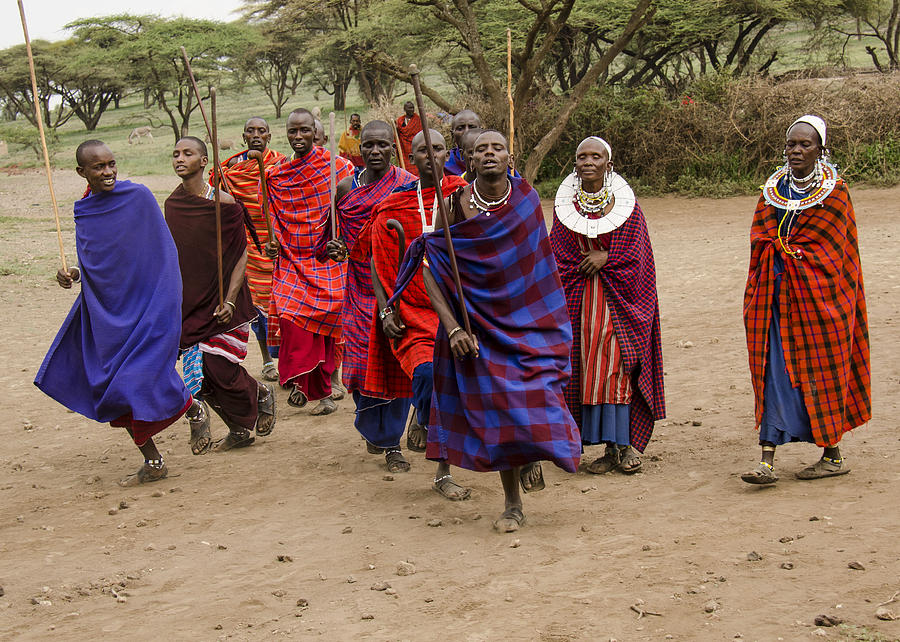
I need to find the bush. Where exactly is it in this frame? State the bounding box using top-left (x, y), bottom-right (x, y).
top-left (536, 72), bottom-right (900, 196)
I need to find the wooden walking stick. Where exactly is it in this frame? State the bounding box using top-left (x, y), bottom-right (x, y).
top-left (247, 149), bottom-right (274, 242)
top-left (390, 118), bottom-right (407, 171)
top-left (17, 0), bottom-right (67, 271)
top-left (328, 112), bottom-right (338, 240)
top-left (210, 87), bottom-right (225, 309)
top-left (408, 64), bottom-right (472, 338)
top-left (180, 46), bottom-right (235, 194)
top-left (507, 28), bottom-right (516, 171)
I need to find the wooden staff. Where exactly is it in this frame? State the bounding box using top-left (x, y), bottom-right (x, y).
top-left (247, 150), bottom-right (274, 242)
top-left (328, 112), bottom-right (338, 239)
top-left (210, 87), bottom-right (224, 309)
top-left (408, 64), bottom-right (472, 337)
top-left (507, 28), bottom-right (516, 169)
top-left (179, 46), bottom-right (234, 193)
top-left (17, 0), bottom-right (67, 271)
top-left (390, 118), bottom-right (407, 171)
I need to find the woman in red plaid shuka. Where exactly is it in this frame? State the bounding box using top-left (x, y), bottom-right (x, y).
top-left (741, 115), bottom-right (871, 485)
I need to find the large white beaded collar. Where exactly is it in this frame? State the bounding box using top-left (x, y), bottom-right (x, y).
top-left (554, 171), bottom-right (635, 238)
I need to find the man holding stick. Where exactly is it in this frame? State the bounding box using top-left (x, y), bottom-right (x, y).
top-left (389, 129), bottom-right (580, 531)
top-left (361, 128), bottom-right (471, 499)
top-left (167, 136), bottom-right (276, 451)
top-left (35, 141), bottom-right (198, 485)
top-left (324, 121), bottom-right (415, 472)
top-left (265, 108), bottom-right (354, 414)
top-left (220, 117), bottom-right (286, 382)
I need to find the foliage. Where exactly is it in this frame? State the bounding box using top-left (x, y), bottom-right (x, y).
top-left (0, 121), bottom-right (55, 159)
top-left (67, 15), bottom-right (253, 142)
top-left (539, 72), bottom-right (900, 196)
top-left (233, 21), bottom-right (306, 118)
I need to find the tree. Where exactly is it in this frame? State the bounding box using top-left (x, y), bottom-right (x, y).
top-left (0, 41), bottom-right (75, 131)
top-left (236, 23), bottom-right (305, 118)
top-left (68, 15), bottom-right (253, 141)
top-left (838, 0), bottom-right (900, 70)
top-left (51, 39), bottom-right (124, 130)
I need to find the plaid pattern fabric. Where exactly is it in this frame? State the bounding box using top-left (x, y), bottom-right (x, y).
top-left (549, 200), bottom-right (665, 453)
top-left (392, 178), bottom-right (581, 473)
top-left (264, 147), bottom-right (353, 343)
top-left (222, 148), bottom-right (287, 311)
top-left (337, 166), bottom-right (415, 395)
top-left (360, 176), bottom-right (467, 399)
top-left (443, 148), bottom-right (465, 176)
top-left (744, 179), bottom-right (871, 446)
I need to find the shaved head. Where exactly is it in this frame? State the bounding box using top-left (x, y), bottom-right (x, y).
top-left (411, 128), bottom-right (445, 149)
top-left (361, 120), bottom-right (393, 141)
top-left (75, 139), bottom-right (109, 167)
top-left (245, 116), bottom-right (269, 130)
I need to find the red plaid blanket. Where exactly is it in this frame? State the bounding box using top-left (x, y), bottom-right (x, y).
top-left (744, 180), bottom-right (871, 446)
top-left (264, 147), bottom-right (353, 342)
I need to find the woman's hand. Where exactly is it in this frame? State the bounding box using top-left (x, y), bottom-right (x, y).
top-left (578, 249), bottom-right (608, 276)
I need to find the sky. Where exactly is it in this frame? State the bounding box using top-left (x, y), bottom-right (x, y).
top-left (1, 0), bottom-right (244, 49)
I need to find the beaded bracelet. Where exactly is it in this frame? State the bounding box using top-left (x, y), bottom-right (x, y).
top-left (448, 326), bottom-right (463, 339)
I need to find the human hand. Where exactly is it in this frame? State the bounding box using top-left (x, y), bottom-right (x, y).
top-left (578, 250), bottom-right (608, 276)
top-left (56, 267), bottom-right (79, 288)
top-left (214, 301), bottom-right (235, 325)
top-left (449, 327), bottom-right (479, 359)
top-left (265, 239), bottom-right (279, 258)
top-left (326, 238), bottom-right (348, 262)
top-left (381, 309), bottom-right (406, 339)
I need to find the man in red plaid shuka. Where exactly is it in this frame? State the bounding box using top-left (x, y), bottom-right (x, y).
top-left (325, 120), bottom-right (415, 474)
top-left (741, 115), bottom-right (871, 485)
top-left (265, 108), bottom-right (353, 416)
top-left (359, 128), bottom-right (470, 500)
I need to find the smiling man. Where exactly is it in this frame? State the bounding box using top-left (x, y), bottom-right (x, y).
top-left (35, 140), bottom-right (196, 486)
top-left (264, 108), bottom-right (354, 415)
top-left (325, 120), bottom-right (415, 472)
top-left (220, 117), bottom-right (287, 383)
top-left (166, 136), bottom-right (276, 452)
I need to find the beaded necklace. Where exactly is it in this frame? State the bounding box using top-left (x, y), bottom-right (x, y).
top-left (575, 174), bottom-right (612, 213)
top-left (554, 171), bottom-right (635, 237)
top-left (469, 178), bottom-right (511, 216)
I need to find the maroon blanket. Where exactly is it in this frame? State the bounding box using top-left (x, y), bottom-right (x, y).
top-left (164, 184), bottom-right (255, 347)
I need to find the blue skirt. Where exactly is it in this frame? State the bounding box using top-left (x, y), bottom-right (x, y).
top-left (759, 255), bottom-right (814, 445)
top-left (352, 391), bottom-right (411, 449)
top-left (580, 403), bottom-right (630, 446)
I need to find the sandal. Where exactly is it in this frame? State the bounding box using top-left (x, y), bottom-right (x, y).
top-left (310, 398), bottom-right (337, 415)
top-left (385, 448), bottom-right (411, 473)
top-left (366, 441), bottom-right (385, 454)
top-left (261, 361), bottom-right (278, 382)
top-left (287, 387), bottom-right (308, 409)
top-left (256, 384), bottom-right (276, 436)
top-left (119, 461), bottom-right (168, 487)
top-left (432, 474), bottom-right (471, 501)
top-left (585, 445), bottom-right (620, 475)
top-left (213, 429), bottom-right (255, 452)
top-left (519, 462), bottom-right (545, 493)
top-left (796, 456), bottom-right (850, 480)
top-left (619, 446), bottom-right (643, 474)
top-left (187, 400), bottom-right (212, 455)
top-left (741, 461), bottom-right (778, 485)
top-left (406, 421), bottom-right (427, 453)
top-left (493, 506), bottom-right (526, 532)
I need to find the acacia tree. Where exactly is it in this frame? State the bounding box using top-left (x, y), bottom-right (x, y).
top-left (68, 15), bottom-right (252, 141)
top-left (837, 0), bottom-right (900, 70)
top-left (0, 41), bottom-right (75, 131)
top-left (237, 23), bottom-right (305, 117)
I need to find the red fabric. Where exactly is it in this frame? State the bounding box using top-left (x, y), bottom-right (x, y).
top-left (221, 148), bottom-right (287, 310)
top-left (744, 180), bottom-right (871, 446)
top-left (112, 397), bottom-right (192, 447)
top-left (360, 175), bottom-right (467, 399)
top-left (395, 114), bottom-right (422, 177)
top-left (264, 147), bottom-right (354, 343)
top-left (277, 318), bottom-right (335, 402)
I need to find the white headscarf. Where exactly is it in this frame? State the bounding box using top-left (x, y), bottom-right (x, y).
top-left (579, 136), bottom-right (612, 160)
top-left (788, 115), bottom-right (827, 147)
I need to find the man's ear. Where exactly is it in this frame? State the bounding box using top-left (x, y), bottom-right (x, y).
top-left (76, 166), bottom-right (86, 179)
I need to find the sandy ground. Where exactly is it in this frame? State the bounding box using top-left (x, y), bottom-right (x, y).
top-left (0, 169), bottom-right (897, 642)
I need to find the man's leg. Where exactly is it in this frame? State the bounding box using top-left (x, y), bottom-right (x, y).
top-left (797, 442), bottom-right (850, 479)
top-left (432, 460), bottom-right (470, 500)
top-left (494, 468), bottom-right (525, 532)
top-left (253, 308), bottom-right (278, 382)
top-left (201, 353), bottom-right (260, 452)
top-left (741, 441), bottom-right (778, 484)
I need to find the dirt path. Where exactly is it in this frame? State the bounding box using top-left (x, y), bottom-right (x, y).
top-left (0, 169), bottom-right (897, 641)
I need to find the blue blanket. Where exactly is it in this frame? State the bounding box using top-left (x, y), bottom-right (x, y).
top-left (35, 181), bottom-right (190, 423)
top-left (391, 177), bottom-right (581, 472)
